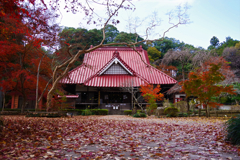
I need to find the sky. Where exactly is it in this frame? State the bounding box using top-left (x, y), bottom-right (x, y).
top-left (57, 0), bottom-right (240, 49)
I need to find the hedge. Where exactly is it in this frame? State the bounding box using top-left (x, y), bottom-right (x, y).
top-left (124, 110), bottom-right (132, 115)
top-left (26, 112), bottom-right (63, 118)
top-left (133, 113), bottom-right (147, 118)
top-left (164, 107), bottom-right (179, 117)
top-left (82, 109), bottom-right (108, 115)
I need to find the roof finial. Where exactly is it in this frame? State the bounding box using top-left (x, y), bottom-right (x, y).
top-left (90, 45), bottom-right (93, 48)
top-left (113, 51), bottom-right (119, 57)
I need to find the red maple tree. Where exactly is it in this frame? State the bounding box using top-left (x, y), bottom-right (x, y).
top-left (140, 84), bottom-right (164, 114)
top-left (0, 0), bottom-right (58, 112)
top-left (181, 62), bottom-right (236, 117)
top-left (140, 84), bottom-right (164, 102)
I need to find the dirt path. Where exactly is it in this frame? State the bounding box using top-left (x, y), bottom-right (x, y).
top-left (1, 115), bottom-right (239, 159)
top-left (62, 116), bottom-right (239, 159)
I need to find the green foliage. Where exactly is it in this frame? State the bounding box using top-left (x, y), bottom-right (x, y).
top-left (133, 113), bottom-right (147, 118)
top-left (164, 107), bottom-right (179, 117)
top-left (81, 109), bottom-right (108, 116)
top-left (178, 113), bottom-right (188, 117)
top-left (137, 110), bottom-right (144, 113)
top-left (147, 47), bottom-right (161, 62)
top-left (58, 27), bottom-right (103, 62)
top-left (103, 24), bottom-right (119, 43)
top-left (225, 114), bottom-right (240, 145)
top-left (124, 110), bottom-right (132, 115)
top-left (152, 37), bottom-right (186, 56)
top-left (210, 36), bottom-right (219, 47)
top-left (228, 83), bottom-right (240, 105)
top-left (81, 109), bottom-right (93, 116)
top-left (26, 112), bottom-right (62, 118)
top-left (210, 37), bottom-right (240, 55)
top-left (144, 93), bottom-right (158, 115)
top-left (90, 109), bottom-right (108, 115)
top-left (114, 32), bottom-right (142, 43)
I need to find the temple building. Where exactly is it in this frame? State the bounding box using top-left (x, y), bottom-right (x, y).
top-left (60, 46), bottom-right (177, 114)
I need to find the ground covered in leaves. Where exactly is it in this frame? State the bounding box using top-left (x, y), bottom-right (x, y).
top-left (0, 115), bottom-right (239, 160)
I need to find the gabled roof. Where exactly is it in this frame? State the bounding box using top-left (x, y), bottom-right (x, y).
top-left (99, 51), bottom-right (134, 75)
top-left (60, 46), bottom-right (177, 87)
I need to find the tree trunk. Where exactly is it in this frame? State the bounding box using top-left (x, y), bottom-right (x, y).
top-left (198, 103), bottom-right (201, 117)
top-left (21, 95), bottom-right (26, 113)
top-left (205, 104), bottom-right (209, 118)
top-left (181, 64), bottom-right (185, 81)
top-left (186, 97), bottom-right (190, 112)
top-left (46, 89), bottom-right (54, 112)
top-left (35, 55), bottom-right (45, 111)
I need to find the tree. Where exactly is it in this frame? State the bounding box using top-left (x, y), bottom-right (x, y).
top-left (114, 32), bottom-right (144, 44)
top-left (0, 0), bottom-right (58, 112)
top-left (228, 83), bottom-right (240, 105)
top-left (161, 48), bottom-right (194, 81)
top-left (152, 37), bottom-right (186, 56)
top-left (139, 84), bottom-right (164, 115)
top-left (103, 24), bottom-right (119, 43)
top-left (212, 37), bottom-right (239, 55)
top-left (121, 80), bottom-right (144, 112)
top-left (147, 47), bottom-right (161, 63)
top-left (223, 42), bottom-right (240, 78)
top-left (181, 63), bottom-right (236, 117)
top-left (210, 36), bottom-right (219, 48)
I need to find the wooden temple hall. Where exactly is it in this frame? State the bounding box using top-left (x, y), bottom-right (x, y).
top-left (60, 46), bottom-right (177, 113)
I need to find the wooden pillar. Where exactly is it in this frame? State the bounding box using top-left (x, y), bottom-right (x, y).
top-left (11, 95), bottom-right (19, 109)
top-left (11, 96), bottom-right (14, 109)
top-left (98, 89), bottom-right (101, 108)
top-left (87, 86), bottom-right (89, 108)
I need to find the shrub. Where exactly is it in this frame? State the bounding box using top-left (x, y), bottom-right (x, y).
top-left (82, 109), bottom-right (92, 116)
top-left (174, 101), bottom-right (187, 113)
top-left (133, 113), bottom-right (147, 118)
top-left (93, 109), bottom-right (108, 115)
top-left (225, 114), bottom-right (240, 145)
top-left (90, 109), bottom-right (98, 115)
top-left (26, 112), bottom-right (63, 118)
top-left (137, 110), bottom-right (145, 113)
top-left (81, 109), bottom-right (108, 116)
top-left (178, 113), bottom-right (188, 117)
top-left (124, 110), bottom-right (132, 115)
top-left (164, 107), bottom-right (179, 117)
top-left (155, 108), bottom-right (165, 116)
top-left (163, 99), bottom-right (174, 108)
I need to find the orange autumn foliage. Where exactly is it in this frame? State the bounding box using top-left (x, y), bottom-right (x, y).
top-left (181, 62), bottom-right (236, 109)
top-left (139, 84), bottom-right (164, 102)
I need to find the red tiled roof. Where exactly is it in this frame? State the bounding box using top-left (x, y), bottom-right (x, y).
top-left (60, 46), bottom-right (177, 87)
